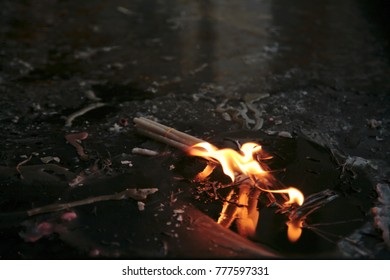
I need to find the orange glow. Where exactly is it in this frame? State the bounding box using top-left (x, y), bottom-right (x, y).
top-left (217, 189), bottom-right (236, 226)
top-left (263, 187), bottom-right (304, 206)
top-left (195, 163), bottom-right (216, 181)
top-left (217, 183), bottom-right (261, 238)
top-left (235, 184), bottom-right (260, 237)
top-left (287, 219), bottom-right (303, 242)
top-left (188, 142), bottom-right (266, 182)
top-left (188, 141), bottom-right (305, 242)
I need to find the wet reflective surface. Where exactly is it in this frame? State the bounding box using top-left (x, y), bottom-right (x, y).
top-left (0, 0), bottom-right (389, 259)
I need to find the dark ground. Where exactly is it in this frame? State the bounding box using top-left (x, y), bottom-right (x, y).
top-left (0, 0), bottom-right (389, 259)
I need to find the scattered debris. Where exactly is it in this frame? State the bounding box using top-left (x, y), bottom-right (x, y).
top-left (275, 119), bottom-right (283, 125)
top-left (190, 63), bottom-right (208, 75)
top-left (376, 136), bottom-right (384, 142)
top-left (61, 211), bottom-right (78, 222)
top-left (85, 90), bottom-right (102, 102)
top-left (40, 156), bottom-right (61, 164)
top-left (74, 46), bottom-right (120, 60)
top-left (343, 156), bottom-right (378, 171)
top-left (214, 93), bottom-right (268, 130)
top-left (11, 116), bottom-right (19, 123)
top-left (68, 170), bottom-right (91, 187)
top-left (264, 130), bottom-right (293, 138)
top-left (65, 132), bottom-right (89, 161)
top-left (11, 58), bottom-right (34, 75)
top-left (31, 102), bottom-right (41, 112)
top-left (173, 209), bottom-right (185, 214)
top-left (242, 52), bottom-right (264, 65)
top-left (19, 221), bottom-right (55, 243)
top-left (137, 201), bottom-right (146, 211)
top-left (367, 119), bottom-right (382, 129)
top-left (117, 6), bottom-right (134, 16)
top-left (109, 123), bottom-right (122, 133)
top-left (68, 160), bottom-right (111, 187)
top-left (278, 131), bottom-right (293, 138)
top-left (132, 147), bottom-right (159, 156)
top-left (121, 160), bottom-right (133, 167)
top-left (17, 164), bottom-right (75, 185)
top-left (128, 188), bottom-right (159, 200)
top-left (119, 118), bottom-right (129, 127)
top-left (160, 56), bottom-right (175, 61)
top-left (265, 130), bottom-right (277, 135)
top-left (65, 102), bottom-right (106, 127)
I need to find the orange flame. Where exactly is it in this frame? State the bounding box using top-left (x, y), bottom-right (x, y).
top-left (188, 141), bottom-right (305, 242)
top-left (287, 219), bottom-right (303, 242)
top-left (188, 142), bottom-right (266, 182)
top-left (262, 187), bottom-right (304, 206)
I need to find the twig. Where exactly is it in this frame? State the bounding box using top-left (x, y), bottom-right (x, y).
top-left (288, 189), bottom-right (339, 221)
top-left (16, 154), bottom-right (33, 178)
top-left (65, 132), bottom-right (89, 160)
top-left (132, 147), bottom-right (159, 156)
top-left (26, 188), bottom-right (158, 217)
top-left (65, 102), bottom-right (106, 127)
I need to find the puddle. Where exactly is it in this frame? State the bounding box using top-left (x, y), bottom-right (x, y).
top-left (180, 131), bottom-right (374, 257)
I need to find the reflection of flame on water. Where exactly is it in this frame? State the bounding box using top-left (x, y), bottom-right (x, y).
top-left (188, 141), bottom-right (305, 242)
top-left (286, 220), bottom-right (303, 243)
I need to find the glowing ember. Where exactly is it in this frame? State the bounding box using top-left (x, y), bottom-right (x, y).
top-left (188, 141), bottom-right (305, 242)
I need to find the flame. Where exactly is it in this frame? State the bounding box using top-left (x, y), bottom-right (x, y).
top-left (195, 163), bottom-right (216, 181)
top-left (263, 187), bottom-right (304, 206)
top-left (287, 219), bottom-right (303, 242)
top-left (188, 142), bottom-right (266, 182)
top-left (188, 141), bottom-right (305, 242)
top-left (217, 183), bottom-right (261, 238)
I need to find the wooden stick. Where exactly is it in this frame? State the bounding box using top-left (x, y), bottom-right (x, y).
top-left (136, 117), bottom-right (203, 145)
top-left (27, 188), bottom-right (158, 217)
top-left (135, 127), bottom-right (190, 151)
top-left (0, 188), bottom-right (158, 228)
top-left (133, 117), bottom-right (204, 150)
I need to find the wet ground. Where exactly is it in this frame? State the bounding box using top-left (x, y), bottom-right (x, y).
top-left (0, 0), bottom-right (389, 259)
